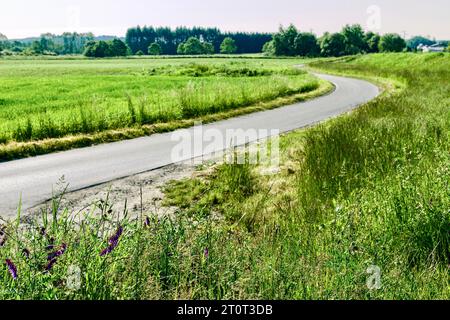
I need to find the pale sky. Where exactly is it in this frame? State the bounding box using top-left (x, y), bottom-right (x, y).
top-left (1, 0), bottom-right (449, 39)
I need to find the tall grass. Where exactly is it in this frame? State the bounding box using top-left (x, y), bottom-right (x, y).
top-left (0, 59), bottom-right (317, 144)
top-left (1, 53), bottom-right (448, 299)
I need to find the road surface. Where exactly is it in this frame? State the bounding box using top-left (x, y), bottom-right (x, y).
top-left (0, 73), bottom-right (379, 217)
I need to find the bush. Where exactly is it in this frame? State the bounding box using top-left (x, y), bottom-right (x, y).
top-left (148, 42), bottom-right (162, 56)
top-left (177, 37), bottom-right (215, 55)
top-left (220, 37), bottom-right (237, 54)
top-left (379, 33), bottom-right (406, 52)
top-left (84, 39), bottom-right (129, 57)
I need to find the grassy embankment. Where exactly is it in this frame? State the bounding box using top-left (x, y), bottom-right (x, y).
top-left (0, 57), bottom-right (329, 161)
top-left (0, 53), bottom-right (448, 299)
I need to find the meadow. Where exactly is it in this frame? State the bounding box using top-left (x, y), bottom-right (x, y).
top-left (0, 57), bottom-right (325, 160)
top-left (0, 53), bottom-right (449, 299)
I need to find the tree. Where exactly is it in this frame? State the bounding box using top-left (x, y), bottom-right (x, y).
top-left (220, 37), bottom-right (237, 54)
top-left (272, 24), bottom-right (299, 56)
top-left (262, 40), bottom-right (275, 55)
top-left (148, 42), bottom-right (162, 55)
top-left (379, 33), bottom-right (406, 52)
top-left (39, 34), bottom-right (56, 53)
top-left (178, 37), bottom-right (202, 54)
top-left (364, 32), bottom-right (381, 53)
top-left (125, 26), bottom-right (271, 55)
top-left (136, 50), bottom-right (144, 56)
top-left (31, 41), bottom-right (43, 54)
top-left (202, 42), bottom-right (215, 54)
top-left (320, 33), bottom-right (346, 57)
top-left (177, 37), bottom-right (214, 55)
top-left (109, 39), bottom-right (128, 57)
top-left (294, 32), bottom-right (320, 57)
top-left (0, 33), bottom-right (7, 52)
top-left (342, 24), bottom-right (366, 55)
top-left (83, 40), bottom-right (112, 57)
top-left (83, 41), bottom-right (97, 57)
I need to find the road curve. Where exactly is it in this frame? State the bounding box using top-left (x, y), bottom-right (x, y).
top-left (0, 73), bottom-right (379, 217)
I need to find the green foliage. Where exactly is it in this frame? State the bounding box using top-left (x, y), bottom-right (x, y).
top-left (294, 33), bottom-right (320, 57)
top-left (262, 40), bottom-right (275, 56)
top-left (320, 33), bottom-right (346, 57)
top-left (269, 23), bottom-right (384, 57)
top-left (177, 37), bottom-right (215, 55)
top-left (109, 39), bottom-right (128, 57)
top-left (272, 24), bottom-right (299, 56)
top-left (220, 37), bottom-right (237, 54)
top-left (148, 42), bottom-right (162, 56)
top-left (364, 32), bottom-right (381, 53)
top-left (126, 26), bottom-right (271, 55)
top-left (341, 24), bottom-right (366, 55)
top-left (164, 162), bottom-right (256, 222)
top-left (84, 39), bottom-right (128, 57)
top-left (31, 41), bottom-right (43, 54)
top-left (202, 42), bottom-right (215, 55)
top-left (379, 33), bottom-right (406, 52)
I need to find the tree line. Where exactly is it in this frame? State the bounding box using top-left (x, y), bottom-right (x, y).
top-left (125, 26), bottom-right (271, 55)
top-left (1, 27), bottom-right (448, 57)
top-left (263, 24), bottom-right (408, 57)
top-left (0, 33), bottom-right (96, 55)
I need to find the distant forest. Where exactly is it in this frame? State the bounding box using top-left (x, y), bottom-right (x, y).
top-left (125, 26), bottom-right (272, 55)
top-left (0, 26), bottom-right (448, 57)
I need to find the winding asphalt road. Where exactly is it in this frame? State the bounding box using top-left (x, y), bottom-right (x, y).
top-left (0, 73), bottom-right (379, 217)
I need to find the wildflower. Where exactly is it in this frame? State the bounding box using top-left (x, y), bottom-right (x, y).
top-left (47, 243), bottom-right (67, 261)
top-left (144, 216), bottom-right (151, 227)
top-left (100, 225), bottom-right (123, 256)
top-left (109, 226), bottom-right (123, 245)
top-left (204, 248), bottom-right (209, 259)
top-left (5, 259), bottom-right (18, 280)
top-left (45, 258), bottom-right (57, 271)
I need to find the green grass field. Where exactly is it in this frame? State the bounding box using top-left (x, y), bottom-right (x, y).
top-left (0, 57), bottom-right (319, 144)
top-left (0, 53), bottom-right (448, 299)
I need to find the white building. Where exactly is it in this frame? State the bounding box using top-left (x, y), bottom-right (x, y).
top-left (417, 43), bottom-right (446, 52)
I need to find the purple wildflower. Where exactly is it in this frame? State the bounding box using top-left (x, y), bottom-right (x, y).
top-left (45, 258), bottom-right (57, 271)
top-left (100, 226), bottom-right (123, 257)
top-left (47, 243), bottom-right (67, 261)
top-left (108, 226), bottom-right (123, 245)
top-left (204, 248), bottom-right (209, 259)
top-left (5, 259), bottom-right (18, 280)
top-left (144, 216), bottom-right (151, 227)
